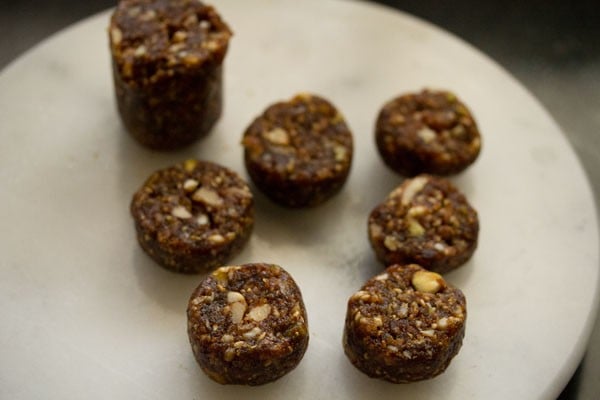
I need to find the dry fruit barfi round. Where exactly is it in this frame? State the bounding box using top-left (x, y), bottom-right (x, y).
top-left (375, 89), bottom-right (481, 176)
top-left (343, 263), bottom-right (467, 383)
top-left (109, 0), bottom-right (232, 150)
top-left (187, 263), bottom-right (309, 385)
top-left (242, 93), bottom-right (354, 207)
top-left (130, 160), bottom-right (253, 273)
top-left (368, 175), bottom-right (478, 273)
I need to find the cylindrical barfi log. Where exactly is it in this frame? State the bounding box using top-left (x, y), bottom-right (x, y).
top-left (375, 89), bottom-right (481, 176)
top-left (343, 263), bottom-right (467, 383)
top-left (109, 0), bottom-right (232, 150)
top-left (242, 93), bottom-right (354, 207)
top-left (368, 175), bottom-right (479, 273)
top-left (130, 160), bottom-right (254, 273)
top-left (187, 263), bottom-right (309, 385)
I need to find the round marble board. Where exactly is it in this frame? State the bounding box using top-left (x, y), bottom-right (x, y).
top-left (0, 1), bottom-right (598, 399)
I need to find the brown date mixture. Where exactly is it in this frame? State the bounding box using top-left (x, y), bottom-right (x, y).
top-left (130, 160), bottom-right (253, 274)
top-left (187, 263), bottom-right (309, 385)
top-left (343, 264), bottom-right (467, 383)
top-left (375, 89), bottom-right (481, 176)
top-left (109, 0), bottom-right (232, 149)
top-left (242, 93), bottom-right (354, 207)
top-left (368, 175), bottom-right (479, 273)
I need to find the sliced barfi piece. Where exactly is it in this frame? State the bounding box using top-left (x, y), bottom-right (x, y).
top-left (130, 159), bottom-right (253, 273)
top-left (187, 263), bottom-right (309, 385)
top-left (368, 175), bottom-right (478, 273)
top-left (375, 89), bottom-right (481, 176)
top-left (343, 264), bottom-right (467, 383)
top-left (242, 93), bottom-right (353, 207)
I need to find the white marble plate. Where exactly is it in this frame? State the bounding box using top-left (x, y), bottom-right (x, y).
top-left (0, 1), bottom-right (598, 399)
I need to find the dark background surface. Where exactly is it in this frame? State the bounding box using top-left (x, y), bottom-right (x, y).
top-left (1, 1), bottom-right (599, 398)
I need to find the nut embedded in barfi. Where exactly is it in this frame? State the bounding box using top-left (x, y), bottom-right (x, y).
top-left (375, 89), bottom-right (481, 176)
top-left (187, 263), bottom-right (309, 385)
top-left (109, 0), bottom-right (233, 149)
top-left (130, 159), bottom-right (254, 273)
top-left (368, 175), bottom-right (479, 273)
top-left (242, 93), bottom-right (354, 207)
top-left (343, 263), bottom-right (467, 383)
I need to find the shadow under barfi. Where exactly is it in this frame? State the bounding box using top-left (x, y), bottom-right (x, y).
top-left (132, 246), bottom-right (206, 313)
top-left (250, 183), bottom-right (356, 249)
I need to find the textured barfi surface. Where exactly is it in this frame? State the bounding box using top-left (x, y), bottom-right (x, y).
top-left (188, 263), bottom-right (309, 385)
top-left (368, 175), bottom-right (478, 273)
top-left (109, 0), bottom-right (232, 149)
top-left (343, 264), bottom-right (466, 383)
top-left (130, 159), bottom-right (253, 273)
top-left (375, 89), bottom-right (481, 176)
top-left (242, 93), bottom-right (354, 207)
